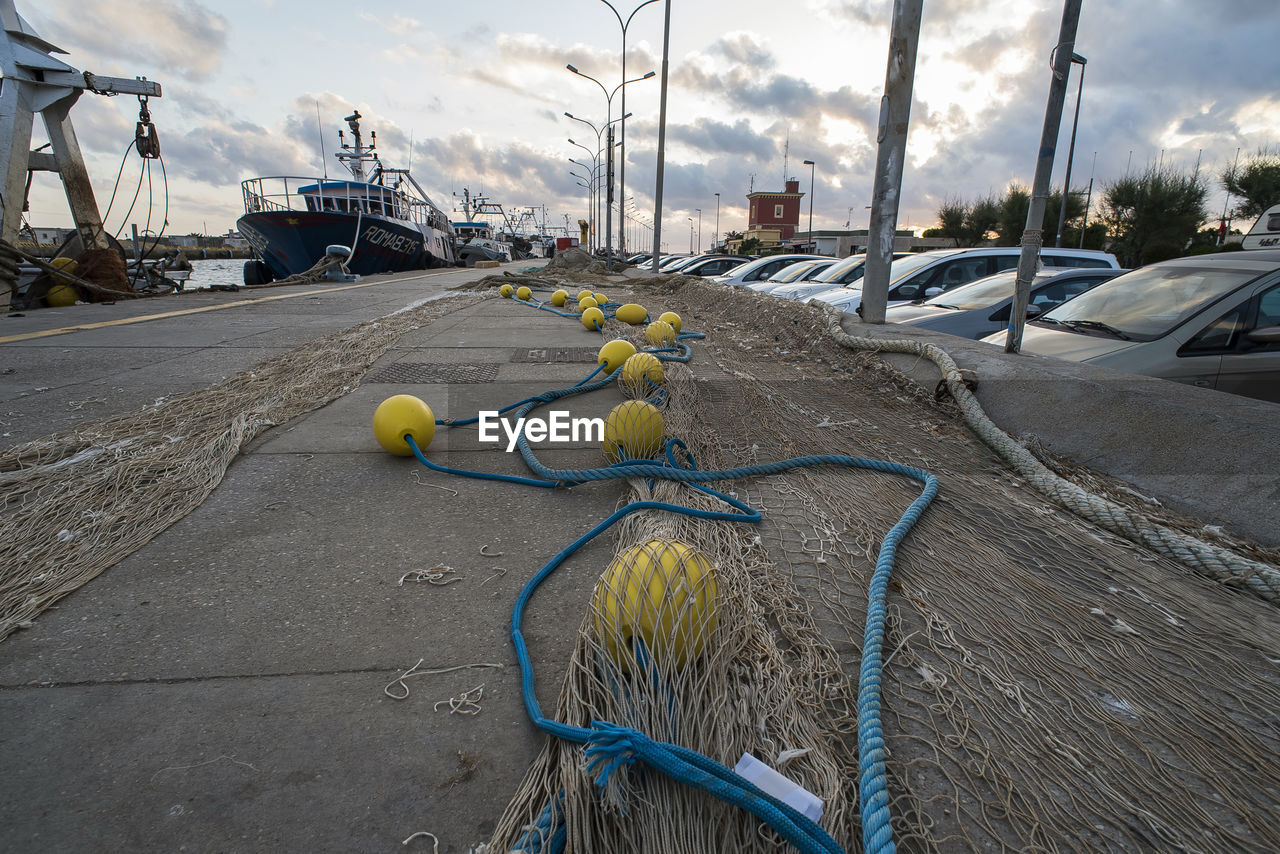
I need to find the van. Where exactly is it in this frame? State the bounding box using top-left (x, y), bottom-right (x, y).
top-left (1241, 204), bottom-right (1280, 250)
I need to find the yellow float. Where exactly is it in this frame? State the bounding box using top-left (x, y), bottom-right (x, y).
top-left (644, 320), bottom-right (676, 347)
top-left (614, 303), bottom-right (649, 325)
top-left (593, 539), bottom-right (718, 668)
top-left (602, 399), bottom-right (664, 461)
top-left (499, 283), bottom-right (514, 298)
top-left (578, 296), bottom-right (599, 312)
top-left (596, 339), bottom-right (638, 375)
top-left (577, 289), bottom-right (595, 303)
top-left (551, 289), bottom-right (568, 306)
top-left (581, 306), bottom-right (606, 331)
top-left (619, 352), bottom-right (664, 391)
top-left (516, 285), bottom-right (532, 301)
top-left (658, 311), bottom-right (682, 333)
top-left (372, 395), bottom-right (437, 456)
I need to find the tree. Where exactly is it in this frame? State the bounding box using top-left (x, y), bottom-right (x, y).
top-left (933, 195), bottom-right (998, 246)
top-left (1222, 149), bottom-right (1280, 221)
top-left (991, 184), bottom-right (1085, 245)
top-left (1100, 165), bottom-right (1209, 266)
top-left (738, 236), bottom-right (763, 254)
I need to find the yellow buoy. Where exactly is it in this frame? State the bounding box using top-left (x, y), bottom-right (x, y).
top-left (499, 283), bottom-right (514, 298)
top-left (516, 285), bottom-right (532, 301)
top-left (658, 311), bottom-right (682, 333)
top-left (602, 399), bottom-right (664, 461)
top-left (644, 320), bottom-right (676, 347)
top-left (581, 306), bottom-right (606, 330)
top-left (593, 292), bottom-right (608, 306)
top-left (46, 258), bottom-right (80, 306)
top-left (597, 339), bottom-right (638, 375)
top-left (593, 539), bottom-right (718, 668)
top-left (578, 296), bottom-right (599, 312)
top-left (551, 289), bottom-right (568, 306)
top-left (372, 394), bottom-right (437, 456)
top-left (577, 289), bottom-right (595, 303)
top-left (614, 303), bottom-right (648, 325)
top-left (619, 352), bottom-right (664, 393)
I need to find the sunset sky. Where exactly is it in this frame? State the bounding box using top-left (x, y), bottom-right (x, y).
top-left (21, 0), bottom-right (1280, 249)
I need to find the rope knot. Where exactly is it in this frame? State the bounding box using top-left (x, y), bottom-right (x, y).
top-left (583, 721), bottom-right (650, 789)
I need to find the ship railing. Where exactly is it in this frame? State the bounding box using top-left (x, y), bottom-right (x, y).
top-left (240, 176), bottom-right (437, 227)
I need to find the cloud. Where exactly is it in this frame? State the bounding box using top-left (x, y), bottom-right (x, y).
top-left (30, 0), bottom-right (230, 81)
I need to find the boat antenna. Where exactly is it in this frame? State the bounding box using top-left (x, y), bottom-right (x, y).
top-left (316, 101), bottom-right (327, 179)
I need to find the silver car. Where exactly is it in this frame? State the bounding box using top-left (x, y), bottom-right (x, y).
top-left (887, 268), bottom-right (1125, 339)
top-left (746, 259), bottom-right (837, 293)
top-left (711, 254), bottom-right (831, 287)
top-left (979, 250), bottom-right (1280, 403)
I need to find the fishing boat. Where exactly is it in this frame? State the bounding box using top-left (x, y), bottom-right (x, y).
top-left (236, 111), bottom-right (457, 284)
top-left (452, 188), bottom-right (516, 266)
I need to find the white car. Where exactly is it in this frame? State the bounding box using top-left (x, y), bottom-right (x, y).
top-left (812, 246), bottom-right (1120, 312)
top-left (772, 253), bottom-right (906, 301)
top-left (711, 254), bottom-right (831, 287)
top-left (979, 250), bottom-right (1280, 403)
top-left (886, 268), bottom-right (1125, 339)
top-left (746, 259), bottom-right (837, 293)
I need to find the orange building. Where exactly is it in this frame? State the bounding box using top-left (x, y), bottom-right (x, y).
top-left (746, 179), bottom-right (804, 241)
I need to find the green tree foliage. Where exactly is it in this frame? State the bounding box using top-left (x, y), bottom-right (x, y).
top-left (1101, 165), bottom-right (1209, 266)
top-left (1221, 149), bottom-right (1280, 221)
top-left (934, 195), bottom-right (998, 246)
top-left (935, 184), bottom-right (1086, 247)
top-left (738, 236), bottom-right (763, 254)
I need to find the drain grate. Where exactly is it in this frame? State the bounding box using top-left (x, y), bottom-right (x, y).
top-left (511, 347), bottom-right (599, 363)
top-left (366, 362), bottom-right (499, 384)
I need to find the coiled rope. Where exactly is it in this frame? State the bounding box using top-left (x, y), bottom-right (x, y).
top-left (818, 303), bottom-right (1280, 603)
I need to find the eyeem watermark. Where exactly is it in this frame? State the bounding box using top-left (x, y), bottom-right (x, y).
top-left (478, 411), bottom-right (604, 452)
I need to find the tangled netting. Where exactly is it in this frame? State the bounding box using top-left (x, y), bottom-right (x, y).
top-left (481, 277), bottom-right (1280, 852)
top-left (0, 292), bottom-right (484, 641)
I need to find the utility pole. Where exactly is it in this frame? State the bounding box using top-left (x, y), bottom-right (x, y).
top-left (649, 0), bottom-right (670, 273)
top-left (1005, 0), bottom-right (1082, 353)
top-left (861, 0), bottom-right (922, 324)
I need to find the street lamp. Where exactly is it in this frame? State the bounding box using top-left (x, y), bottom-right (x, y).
top-left (598, 0), bottom-right (662, 259)
top-left (1054, 53), bottom-right (1087, 247)
top-left (802, 159), bottom-right (816, 253)
top-left (565, 110), bottom-right (630, 254)
top-left (568, 142), bottom-right (599, 250)
top-left (567, 64), bottom-right (654, 264)
top-left (714, 192), bottom-right (720, 252)
top-left (687, 217), bottom-right (693, 253)
top-left (696, 208), bottom-right (702, 253)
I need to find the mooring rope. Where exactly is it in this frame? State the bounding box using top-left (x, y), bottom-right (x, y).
top-left (817, 303), bottom-right (1280, 603)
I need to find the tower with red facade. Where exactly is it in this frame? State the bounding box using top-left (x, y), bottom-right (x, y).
top-left (746, 179), bottom-right (804, 241)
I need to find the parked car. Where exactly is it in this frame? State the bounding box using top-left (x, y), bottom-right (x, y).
top-left (679, 254), bottom-right (753, 277)
top-left (978, 250), bottom-right (1280, 403)
top-left (627, 253), bottom-right (653, 265)
top-left (772, 253), bottom-right (908, 301)
top-left (885, 268), bottom-right (1126, 339)
top-left (657, 254), bottom-right (697, 272)
top-left (811, 246), bottom-right (1120, 312)
top-left (747, 259), bottom-right (839, 293)
top-left (711, 254), bottom-right (832, 287)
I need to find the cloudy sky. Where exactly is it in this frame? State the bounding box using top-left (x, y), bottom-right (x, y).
top-left (20, 0), bottom-right (1280, 250)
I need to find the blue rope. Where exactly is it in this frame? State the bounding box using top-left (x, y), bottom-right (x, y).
top-left (401, 302), bottom-right (934, 854)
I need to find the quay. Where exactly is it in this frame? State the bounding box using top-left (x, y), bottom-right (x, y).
top-left (1, 264), bottom-right (1278, 852)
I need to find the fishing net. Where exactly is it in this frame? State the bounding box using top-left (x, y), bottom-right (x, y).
top-left (485, 277), bottom-right (1280, 852)
top-left (0, 292), bottom-right (484, 641)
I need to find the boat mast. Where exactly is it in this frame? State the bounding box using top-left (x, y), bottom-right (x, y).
top-left (335, 110), bottom-right (377, 182)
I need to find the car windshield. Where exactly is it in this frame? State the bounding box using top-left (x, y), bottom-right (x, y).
top-left (885, 252), bottom-right (952, 284)
top-left (1041, 264), bottom-right (1260, 339)
top-left (811, 254), bottom-right (864, 283)
top-left (925, 271), bottom-right (1035, 309)
top-left (769, 262), bottom-right (818, 282)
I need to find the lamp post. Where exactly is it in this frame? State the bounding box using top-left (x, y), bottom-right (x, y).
top-left (687, 217), bottom-right (693, 253)
top-left (696, 208), bottom-right (701, 253)
top-left (598, 0), bottom-right (661, 260)
top-left (714, 192), bottom-right (720, 252)
top-left (567, 64), bottom-right (654, 265)
top-left (565, 109), bottom-right (630, 255)
top-left (568, 141), bottom-right (599, 250)
top-left (802, 159), bottom-right (816, 252)
top-left (1054, 53), bottom-right (1087, 247)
